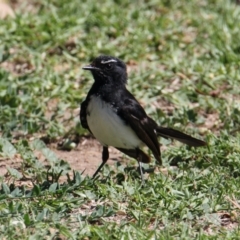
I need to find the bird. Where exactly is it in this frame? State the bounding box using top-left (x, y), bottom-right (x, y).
top-left (80, 55), bottom-right (206, 181)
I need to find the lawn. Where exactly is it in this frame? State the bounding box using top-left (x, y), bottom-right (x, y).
top-left (0, 0), bottom-right (240, 239)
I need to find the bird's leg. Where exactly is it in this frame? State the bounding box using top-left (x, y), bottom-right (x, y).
top-left (138, 161), bottom-right (145, 185)
top-left (116, 147), bottom-right (150, 183)
top-left (92, 146), bottom-right (109, 179)
top-left (136, 149), bottom-right (145, 184)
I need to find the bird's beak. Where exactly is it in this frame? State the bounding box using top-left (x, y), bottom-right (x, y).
top-left (82, 64), bottom-right (100, 71)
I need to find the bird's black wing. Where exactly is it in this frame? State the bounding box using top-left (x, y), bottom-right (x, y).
top-left (80, 99), bottom-right (91, 132)
top-left (117, 97), bottom-right (161, 165)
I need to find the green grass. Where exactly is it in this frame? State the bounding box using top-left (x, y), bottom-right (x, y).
top-left (1, 0), bottom-right (240, 239)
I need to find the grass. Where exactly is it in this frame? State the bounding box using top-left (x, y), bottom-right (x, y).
top-left (1, 0), bottom-right (240, 239)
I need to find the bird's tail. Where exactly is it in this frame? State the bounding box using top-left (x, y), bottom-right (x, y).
top-left (155, 126), bottom-right (206, 147)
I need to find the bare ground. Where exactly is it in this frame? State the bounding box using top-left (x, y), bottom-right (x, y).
top-left (53, 138), bottom-right (124, 177)
top-left (0, 138), bottom-right (124, 178)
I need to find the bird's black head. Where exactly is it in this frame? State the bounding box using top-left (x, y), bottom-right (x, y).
top-left (82, 55), bottom-right (127, 85)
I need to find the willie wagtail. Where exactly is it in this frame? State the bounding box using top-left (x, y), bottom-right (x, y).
top-left (80, 55), bottom-right (206, 180)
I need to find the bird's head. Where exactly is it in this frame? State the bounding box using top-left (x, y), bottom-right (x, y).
top-left (82, 55), bottom-right (127, 85)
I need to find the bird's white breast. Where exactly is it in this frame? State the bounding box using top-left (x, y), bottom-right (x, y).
top-left (87, 96), bottom-right (143, 149)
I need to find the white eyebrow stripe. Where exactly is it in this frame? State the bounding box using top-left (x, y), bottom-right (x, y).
top-left (101, 59), bottom-right (117, 64)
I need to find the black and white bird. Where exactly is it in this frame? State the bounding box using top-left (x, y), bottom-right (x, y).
top-left (80, 55), bottom-right (206, 180)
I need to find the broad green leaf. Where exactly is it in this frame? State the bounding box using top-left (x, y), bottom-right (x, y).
top-left (6, 167), bottom-right (22, 179)
top-left (0, 138), bottom-right (16, 158)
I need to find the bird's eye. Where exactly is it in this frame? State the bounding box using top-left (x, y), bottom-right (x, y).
top-left (105, 63), bottom-right (113, 70)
